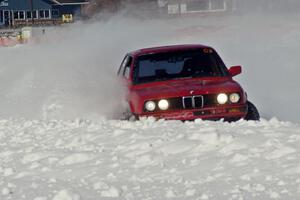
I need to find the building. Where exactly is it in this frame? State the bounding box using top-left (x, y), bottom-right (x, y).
top-left (0, 0), bottom-right (89, 27)
top-left (158, 0), bottom-right (235, 15)
top-left (158, 0), bottom-right (300, 15)
top-left (234, 0), bottom-right (300, 13)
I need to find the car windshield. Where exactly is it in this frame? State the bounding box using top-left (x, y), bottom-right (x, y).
top-left (133, 49), bottom-right (229, 84)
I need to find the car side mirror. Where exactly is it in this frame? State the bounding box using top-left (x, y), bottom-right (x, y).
top-left (228, 66), bottom-right (242, 77)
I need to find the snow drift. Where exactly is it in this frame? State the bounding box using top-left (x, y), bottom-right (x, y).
top-left (1, 118), bottom-right (300, 200)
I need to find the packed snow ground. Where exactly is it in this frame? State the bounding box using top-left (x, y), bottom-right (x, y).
top-left (1, 118), bottom-right (300, 200)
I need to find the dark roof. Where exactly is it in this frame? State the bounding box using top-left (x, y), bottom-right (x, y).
top-left (129, 44), bottom-right (211, 57)
top-left (51, 0), bottom-right (89, 5)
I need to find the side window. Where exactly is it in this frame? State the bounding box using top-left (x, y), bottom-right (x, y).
top-left (123, 56), bottom-right (132, 79)
top-left (118, 55), bottom-right (133, 79)
top-left (118, 55), bottom-right (132, 75)
top-left (124, 66), bottom-right (130, 79)
top-left (117, 56), bottom-right (127, 76)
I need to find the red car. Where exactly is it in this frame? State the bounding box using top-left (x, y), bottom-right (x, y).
top-left (118, 44), bottom-right (260, 121)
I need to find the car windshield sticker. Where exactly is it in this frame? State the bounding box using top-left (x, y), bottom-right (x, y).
top-left (203, 48), bottom-right (213, 53)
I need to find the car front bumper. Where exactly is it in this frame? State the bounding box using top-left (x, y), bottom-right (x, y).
top-left (139, 104), bottom-right (248, 121)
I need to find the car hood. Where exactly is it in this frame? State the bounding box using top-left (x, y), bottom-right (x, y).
top-left (132, 78), bottom-right (242, 98)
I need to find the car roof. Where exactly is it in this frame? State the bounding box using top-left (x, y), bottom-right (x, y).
top-left (128, 44), bottom-right (211, 57)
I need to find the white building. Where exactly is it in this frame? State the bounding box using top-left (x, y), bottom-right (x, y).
top-left (158, 0), bottom-right (233, 15)
top-left (158, 0), bottom-right (300, 15)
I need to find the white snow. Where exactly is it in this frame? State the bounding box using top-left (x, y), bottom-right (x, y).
top-left (52, 190), bottom-right (80, 200)
top-left (2, 188), bottom-right (11, 196)
top-left (0, 118), bottom-right (300, 199)
top-left (100, 186), bottom-right (121, 197)
top-left (58, 153), bottom-right (95, 165)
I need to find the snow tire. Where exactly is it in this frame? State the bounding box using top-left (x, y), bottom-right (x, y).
top-left (245, 101), bottom-right (260, 121)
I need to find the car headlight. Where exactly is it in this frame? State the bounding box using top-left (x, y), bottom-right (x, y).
top-left (158, 99), bottom-right (169, 110)
top-left (145, 101), bottom-right (156, 111)
top-left (229, 93), bottom-right (240, 103)
top-left (217, 93), bottom-right (228, 104)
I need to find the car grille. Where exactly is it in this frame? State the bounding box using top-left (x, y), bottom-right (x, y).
top-left (183, 96), bottom-right (204, 109)
top-left (167, 94), bottom-right (217, 111)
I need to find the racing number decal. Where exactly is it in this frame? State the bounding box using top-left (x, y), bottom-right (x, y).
top-left (203, 48), bottom-right (213, 53)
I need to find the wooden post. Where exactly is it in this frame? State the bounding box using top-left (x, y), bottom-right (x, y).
top-left (29, 0), bottom-right (34, 25)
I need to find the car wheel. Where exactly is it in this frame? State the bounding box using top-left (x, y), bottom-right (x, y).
top-left (245, 101), bottom-right (260, 121)
top-left (121, 109), bottom-right (137, 121)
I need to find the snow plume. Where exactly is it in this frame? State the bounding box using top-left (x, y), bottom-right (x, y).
top-left (0, 26), bottom-right (123, 120)
top-left (0, 17), bottom-right (173, 120)
top-left (0, 8), bottom-right (300, 122)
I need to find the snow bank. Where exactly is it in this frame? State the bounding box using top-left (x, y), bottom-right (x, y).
top-left (0, 118), bottom-right (300, 199)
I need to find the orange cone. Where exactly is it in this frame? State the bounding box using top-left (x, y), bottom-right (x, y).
top-left (3, 37), bottom-right (18, 47)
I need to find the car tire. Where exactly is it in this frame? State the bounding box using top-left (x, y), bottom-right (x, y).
top-left (245, 101), bottom-right (260, 121)
top-left (121, 109), bottom-right (137, 121)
